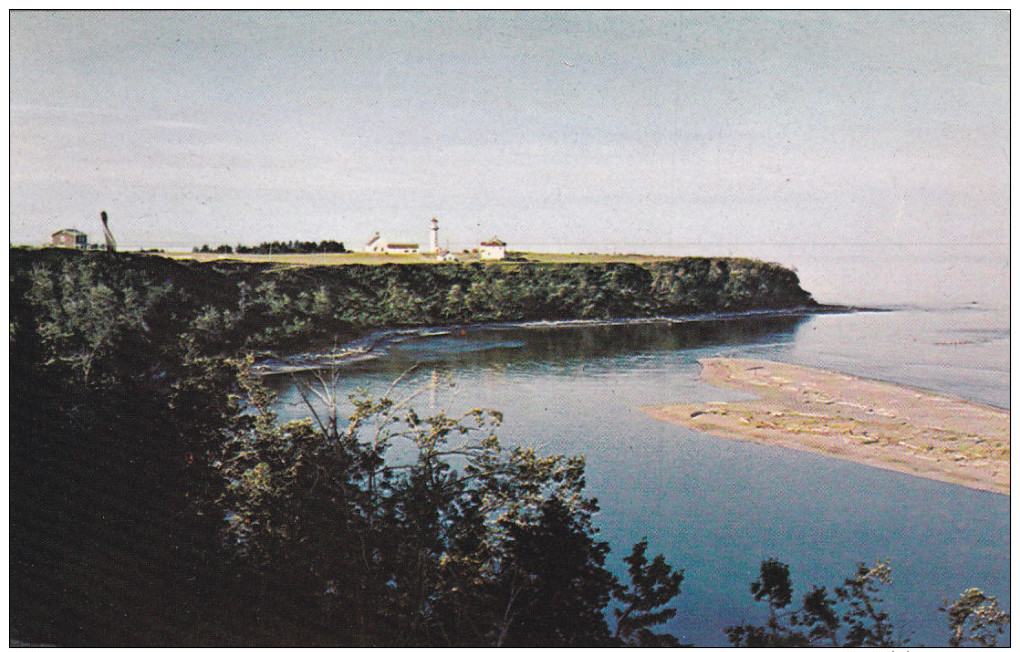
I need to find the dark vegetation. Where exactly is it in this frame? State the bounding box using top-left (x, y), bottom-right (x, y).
top-left (195, 239), bottom-right (347, 254)
top-left (9, 247), bottom-right (1007, 646)
top-left (13, 247), bottom-right (819, 357)
top-left (725, 559), bottom-right (1009, 647)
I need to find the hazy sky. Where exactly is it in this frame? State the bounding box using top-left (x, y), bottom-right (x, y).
top-left (10, 11), bottom-right (1009, 251)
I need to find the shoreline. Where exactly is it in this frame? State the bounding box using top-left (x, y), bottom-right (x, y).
top-left (641, 358), bottom-right (1010, 495)
top-left (250, 307), bottom-right (852, 375)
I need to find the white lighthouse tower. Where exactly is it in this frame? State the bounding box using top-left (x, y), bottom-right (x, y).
top-left (429, 217), bottom-right (440, 253)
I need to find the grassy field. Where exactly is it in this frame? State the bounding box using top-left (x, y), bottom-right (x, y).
top-left (156, 250), bottom-right (680, 266)
top-left (517, 252), bottom-right (675, 264)
top-left (159, 251), bottom-right (437, 265)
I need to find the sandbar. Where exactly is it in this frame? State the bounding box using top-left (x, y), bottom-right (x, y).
top-left (641, 358), bottom-right (1010, 495)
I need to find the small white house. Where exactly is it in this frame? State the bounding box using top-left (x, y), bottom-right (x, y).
top-left (364, 233), bottom-right (387, 253)
top-left (479, 236), bottom-right (506, 260)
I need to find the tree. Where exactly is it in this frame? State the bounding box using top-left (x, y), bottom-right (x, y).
top-left (941, 588), bottom-right (1010, 647)
top-left (214, 363), bottom-right (685, 646)
top-left (835, 560), bottom-right (900, 646)
top-left (11, 253), bottom-right (241, 645)
top-left (613, 538), bottom-right (685, 646)
top-left (26, 260), bottom-right (171, 387)
top-left (725, 558), bottom-right (806, 646)
top-left (726, 558), bottom-right (909, 647)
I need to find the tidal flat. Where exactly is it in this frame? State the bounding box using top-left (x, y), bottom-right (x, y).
top-left (642, 357), bottom-right (1010, 495)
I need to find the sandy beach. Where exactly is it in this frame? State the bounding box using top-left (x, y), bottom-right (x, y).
top-left (642, 358), bottom-right (1010, 495)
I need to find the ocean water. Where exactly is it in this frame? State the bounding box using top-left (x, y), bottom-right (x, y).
top-left (266, 243), bottom-right (1009, 646)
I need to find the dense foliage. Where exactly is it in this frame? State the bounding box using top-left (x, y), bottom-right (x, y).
top-left (10, 251), bottom-right (238, 644)
top-left (214, 361), bottom-right (685, 645)
top-left (195, 239), bottom-right (348, 254)
top-left (9, 248), bottom-right (1006, 646)
top-left (11, 248), bottom-right (818, 357)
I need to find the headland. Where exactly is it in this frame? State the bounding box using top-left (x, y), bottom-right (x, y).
top-left (10, 247), bottom-right (821, 357)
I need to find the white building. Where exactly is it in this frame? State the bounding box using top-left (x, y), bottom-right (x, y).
top-left (364, 232), bottom-right (419, 254)
top-left (479, 236), bottom-right (507, 260)
top-left (364, 232), bottom-right (386, 253)
top-left (384, 243), bottom-right (420, 254)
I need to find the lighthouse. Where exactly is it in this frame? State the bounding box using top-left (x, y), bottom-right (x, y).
top-left (430, 217), bottom-right (439, 253)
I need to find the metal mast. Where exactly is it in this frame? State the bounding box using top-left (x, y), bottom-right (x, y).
top-left (100, 211), bottom-right (117, 252)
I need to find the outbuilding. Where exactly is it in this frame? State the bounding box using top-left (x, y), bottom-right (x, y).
top-left (479, 236), bottom-right (506, 260)
top-left (364, 232), bottom-right (387, 253)
top-left (51, 229), bottom-right (88, 249)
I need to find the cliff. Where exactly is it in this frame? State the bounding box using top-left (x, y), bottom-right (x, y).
top-left (10, 248), bottom-right (816, 356)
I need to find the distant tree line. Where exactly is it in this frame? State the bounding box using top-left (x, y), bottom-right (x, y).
top-left (194, 239), bottom-right (347, 254)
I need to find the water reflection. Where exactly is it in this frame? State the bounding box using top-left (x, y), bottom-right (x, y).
top-left (266, 314), bottom-right (809, 385)
top-left (265, 310), bottom-right (1009, 646)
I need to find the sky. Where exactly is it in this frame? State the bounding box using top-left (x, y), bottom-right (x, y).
top-left (9, 10), bottom-right (1010, 252)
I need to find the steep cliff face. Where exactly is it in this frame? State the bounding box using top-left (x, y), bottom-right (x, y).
top-left (11, 249), bottom-right (816, 355)
top-left (647, 258), bottom-right (814, 313)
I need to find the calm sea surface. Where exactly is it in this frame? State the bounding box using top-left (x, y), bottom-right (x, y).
top-left (267, 244), bottom-right (1009, 646)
